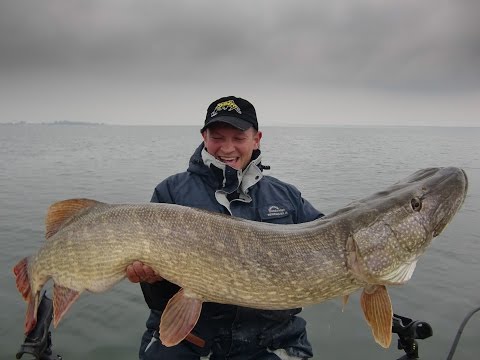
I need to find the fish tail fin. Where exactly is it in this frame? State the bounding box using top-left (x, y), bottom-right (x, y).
top-left (25, 293), bottom-right (39, 335)
top-left (13, 257), bottom-right (31, 301)
top-left (13, 257), bottom-right (40, 334)
top-left (52, 284), bottom-right (80, 328)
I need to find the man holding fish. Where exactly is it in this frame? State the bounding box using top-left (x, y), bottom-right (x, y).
top-left (14, 95), bottom-right (466, 359)
top-left (127, 96), bottom-right (324, 359)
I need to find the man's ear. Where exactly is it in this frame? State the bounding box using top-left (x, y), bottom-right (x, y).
top-left (254, 131), bottom-right (263, 149)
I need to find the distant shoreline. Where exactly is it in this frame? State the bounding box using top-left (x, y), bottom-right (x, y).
top-left (2, 121), bottom-right (106, 126)
top-left (1, 122), bottom-right (478, 128)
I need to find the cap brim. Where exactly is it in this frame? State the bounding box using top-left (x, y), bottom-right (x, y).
top-left (201, 116), bottom-right (252, 132)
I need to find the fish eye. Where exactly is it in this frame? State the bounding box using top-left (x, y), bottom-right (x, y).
top-left (411, 198), bottom-right (422, 211)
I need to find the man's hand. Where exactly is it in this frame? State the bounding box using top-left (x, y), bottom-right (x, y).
top-left (126, 261), bottom-right (163, 284)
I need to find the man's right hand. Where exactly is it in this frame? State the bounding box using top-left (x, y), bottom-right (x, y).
top-left (126, 261), bottom-right (164, 284)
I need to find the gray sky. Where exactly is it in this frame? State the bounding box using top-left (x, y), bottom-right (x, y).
top-left (1, 0), bottom-right (479, 126)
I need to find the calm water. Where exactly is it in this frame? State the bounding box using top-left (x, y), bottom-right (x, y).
top-left (0, 125), bottom-right (479, 360)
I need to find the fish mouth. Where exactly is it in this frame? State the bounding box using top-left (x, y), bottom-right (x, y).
top-left (431, 168), bottom-right (468, 237)
top-left (461, 168), bottom-right (469, 194)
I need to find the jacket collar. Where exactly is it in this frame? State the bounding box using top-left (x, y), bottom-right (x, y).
top-left (187, 143), bottom-right (264, 194)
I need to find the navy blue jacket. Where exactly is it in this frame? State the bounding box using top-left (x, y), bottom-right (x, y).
top-left (140, 144), bottom-right (323, 358)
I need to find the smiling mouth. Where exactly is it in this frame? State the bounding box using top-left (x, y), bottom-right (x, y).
top-left (218, 156), bottom-right (239, 166)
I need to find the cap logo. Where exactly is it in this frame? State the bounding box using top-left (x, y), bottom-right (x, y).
top-left (211, 100), bottom-right (242, 118)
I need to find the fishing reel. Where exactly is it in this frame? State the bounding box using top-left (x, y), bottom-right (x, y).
top-left (392, 313), bottom-right (433, 360)
top-left (16, 291), bottom-right (62, 360)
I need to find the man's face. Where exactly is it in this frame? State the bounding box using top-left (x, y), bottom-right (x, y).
top-left (202, 123), bottom-right (262, 170)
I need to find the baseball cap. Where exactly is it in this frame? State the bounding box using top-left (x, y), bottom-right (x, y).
top-left (201, 96), bottom-right (258, 132)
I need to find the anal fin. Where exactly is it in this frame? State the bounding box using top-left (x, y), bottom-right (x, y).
top-left (160, 288), bottom-right (203, 347)
top-left (360, 285), bottom-right (393, 348)
top-left (53, 284), bottom-right (81, 328)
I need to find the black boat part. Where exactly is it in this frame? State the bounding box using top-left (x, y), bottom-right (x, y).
top-left (16, 291), bottom-right (62, 360)
top-left (446, 305), bottom-right (480, 360)
top-left (392, 313), bottom-right (433, 359)
top-left (14, 292), bottom-right (479, 359)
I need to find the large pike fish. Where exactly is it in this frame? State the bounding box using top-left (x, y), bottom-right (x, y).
top-left (13, 167), bottom-right (468, 348)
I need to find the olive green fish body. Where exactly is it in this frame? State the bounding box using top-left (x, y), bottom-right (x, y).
top-left (32, 204), bottom-right (361, 309)
top-left (14, 167), bottom-right (468, 348)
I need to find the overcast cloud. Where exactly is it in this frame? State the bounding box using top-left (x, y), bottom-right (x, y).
top-left (1, 0), bottom-right (479, 126)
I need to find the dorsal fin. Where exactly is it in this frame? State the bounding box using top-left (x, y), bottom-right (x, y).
top-left (45, 199), bottom-right (101, 239)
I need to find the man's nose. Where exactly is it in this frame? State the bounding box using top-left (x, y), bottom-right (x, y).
top-left (221, 139), bottom-right (235, 152)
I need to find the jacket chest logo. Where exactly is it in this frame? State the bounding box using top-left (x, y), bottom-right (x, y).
top-left (266, 205), bottom-right (288, 217)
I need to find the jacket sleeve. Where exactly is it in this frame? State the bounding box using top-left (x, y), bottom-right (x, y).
top-left (282, 180), bottom-right (324, 223)
top-left (142, 177), bottom-right (182, 311)
top-left (150, 178), bottom-right (175, 204)
top-left (296, 196), bottom-right (324, 223)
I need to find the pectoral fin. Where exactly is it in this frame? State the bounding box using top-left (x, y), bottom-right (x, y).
top-left (379, 260), bottom-right (418, 284)
top-left (53, 284), bottom-right (81, 328)
top-left (160, 288), bottom-right (203, 347)
top-left (360, 285), bottom-right (393, 348)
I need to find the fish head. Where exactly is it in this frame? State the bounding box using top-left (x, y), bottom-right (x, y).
top-left (347, 167), bottom-right (468, 285)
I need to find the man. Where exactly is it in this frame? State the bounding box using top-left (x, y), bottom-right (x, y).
top-left (127, 96), bottom-right (324, 359)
